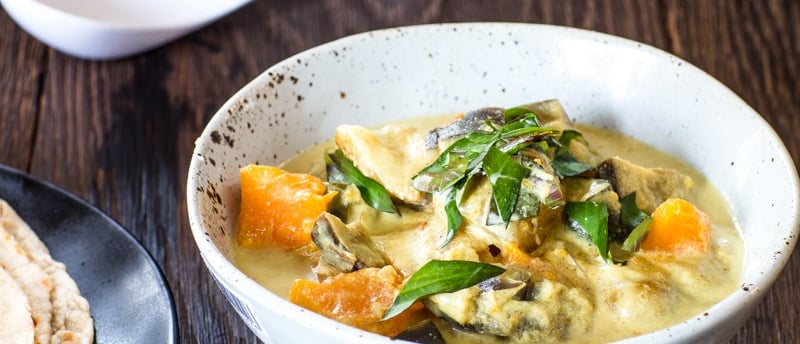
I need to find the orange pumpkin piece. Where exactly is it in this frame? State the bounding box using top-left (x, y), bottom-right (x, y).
top-left (236, 164), bottom-right (336, 249)
top-left (641, 198), bottom-right (711, 255)
top-left (499, 243), bottom-right (556, 280)
top-left (288, 266), bottom-right (425, 337)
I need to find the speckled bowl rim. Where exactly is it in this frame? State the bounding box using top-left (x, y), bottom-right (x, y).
top-left (187, 22), bottom-right (800, 344)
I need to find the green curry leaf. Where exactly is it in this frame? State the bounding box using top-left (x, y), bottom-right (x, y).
top-left (382, 260), bottom-right (505, 320)
top-left (326, 149), bottom-right (398, 213)
top-left (620, 192), bottom-right (648, 228)
top-left (559, 129), bottom-right (587, 146)
top-left (441, 184), bottom-right (463, 248)
top-left (503, 107), bottom-right (539, 123)
top-left (622, 217), bottom-right (653, 252)
top-left (551, 148), bottom-right (594, 177)
top-left (411, 132), bottom-right (496, 193)
top-left (549, 131), bottom-right (594, 178)
top-left (483, 146), bottom-right (529, 226)
top-left (565, 201), bottom-right (610, 261)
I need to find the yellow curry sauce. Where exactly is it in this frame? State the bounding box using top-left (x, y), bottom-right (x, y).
top-left (233, 109), bottom-right (742, 344)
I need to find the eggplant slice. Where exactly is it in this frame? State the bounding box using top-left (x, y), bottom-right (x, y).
top-left (310, 212), bottom-right (388, 274)
top-left (597, 157), bottom-right (694, 214)
top-left (425, 107), bottom-right (505, 149)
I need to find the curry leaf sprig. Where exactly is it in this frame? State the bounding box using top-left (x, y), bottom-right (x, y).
top-left (325, 149), bottom-right (399, 213)
top-left (382, 260), bottom-right (505, 320)
top-left (412, 108), bottom-right (577, 247)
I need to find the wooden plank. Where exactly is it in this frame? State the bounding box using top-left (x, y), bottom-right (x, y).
top-left (0, 9), bottom-right (46, 171)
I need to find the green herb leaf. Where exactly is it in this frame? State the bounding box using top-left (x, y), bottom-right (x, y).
top-left (551, 148), bottom-right (594, 177)
top-left (565, 201), bottom-right (610, 261)
top-left (483, 146), bottom-right (529, 226)
top-left (620, 192), bottom-right (648, 228)
top-left (383, 260), bottom-right (505, 320)
top-left (500, 125), bottom-right (555, 140)
top-left (503, 107), bottom-right (538, 123)
top-left (622, 217), bottom-right (653, 252)
top-left (326, 150), bottom-right (398, 213)
top-left (487, 161), bottom-right (566, 225)
top-left (559, 129), bottom-right (587, 146)
top-left (548, 131), bottom-right (594, 178)
top-left (441, 185), bottom-right (463, 247)
top-left (412, 132), bottom-right (496, 193)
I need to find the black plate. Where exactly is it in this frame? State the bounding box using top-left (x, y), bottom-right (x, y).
top-left (0, 165), bottom-right (178, 343)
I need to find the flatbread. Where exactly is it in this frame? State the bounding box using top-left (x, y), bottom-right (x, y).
top-left (0, 200), bottom-right (94, 344)
top-left (0, 265), bottom-right (35, 344)
top-left (0, 220), bottom-right (53, 344)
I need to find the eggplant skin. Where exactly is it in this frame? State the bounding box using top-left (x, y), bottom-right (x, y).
top-left (310, 212), bottom-right (388, 274)
top-left (425, 107), bottom-right (505, 149)
top-left (393, 320), bottom-right (446, 344)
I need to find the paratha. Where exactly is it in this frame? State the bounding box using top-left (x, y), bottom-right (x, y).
top-left (0, 200), bottom-right (94, 344)
top-left (0, 265), bottom-right (35, 344)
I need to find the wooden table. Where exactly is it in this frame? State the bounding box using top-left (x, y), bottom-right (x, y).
top-left (1, 1), bottom-right (797, 343)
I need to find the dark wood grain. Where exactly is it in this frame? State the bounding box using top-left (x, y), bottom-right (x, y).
top-left (0, 9), bottom-right (44, 170)
top-left (0, 0), bottom-right (797, 343)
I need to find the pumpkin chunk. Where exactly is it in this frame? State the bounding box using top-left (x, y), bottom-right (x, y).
top-left (641, 198), bottom-right (710, 254)
top-left (236, 165), bottom-right (336, 248)
top-left (288, 266), bottom-right (425, 337)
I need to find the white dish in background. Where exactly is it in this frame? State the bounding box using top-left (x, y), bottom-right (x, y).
top-left (0, 0), bottom-right (251, 60)
top-left (187, 23), bottom-right (800, 344)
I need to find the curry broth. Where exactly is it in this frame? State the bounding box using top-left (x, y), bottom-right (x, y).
top-left (233, 116), bottom-right (743, 344)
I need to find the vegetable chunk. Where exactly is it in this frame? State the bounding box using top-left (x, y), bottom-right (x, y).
top-left (289, 266), bottom-right (425, 337)
top-left (236, 165), bottom-right (336, 248)
top-left (641, 198), bottom-right (710, 254)
top-left (597, 157), bottom-right (694, 214)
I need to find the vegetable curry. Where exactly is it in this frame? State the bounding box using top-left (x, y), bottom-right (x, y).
top-left (233, 100), bottom-right (743, 343)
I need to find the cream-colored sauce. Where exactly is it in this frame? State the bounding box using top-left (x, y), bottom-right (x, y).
top-left (233, 115), bottom-right (743, 344)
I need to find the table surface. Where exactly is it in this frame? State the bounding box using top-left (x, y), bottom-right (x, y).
top-left (1, 1), bottom-right (798, 343)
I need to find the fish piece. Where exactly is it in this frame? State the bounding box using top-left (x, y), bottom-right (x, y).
top-left (461, 177), bottom-right (562, 251)
top-left (424, 268), bottom-right (592, 341)
top-left (336, 124), bottom-right (436, 207)
top-left (597, 157), bottom-right (694, 214)
top-left (514, 99), bottom-right (572, 130)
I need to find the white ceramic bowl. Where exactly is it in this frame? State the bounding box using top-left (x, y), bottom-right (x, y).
top-left (187, 23), bottom-right (800, 344)
top-left (1, 0), bottom-right (251, 60)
